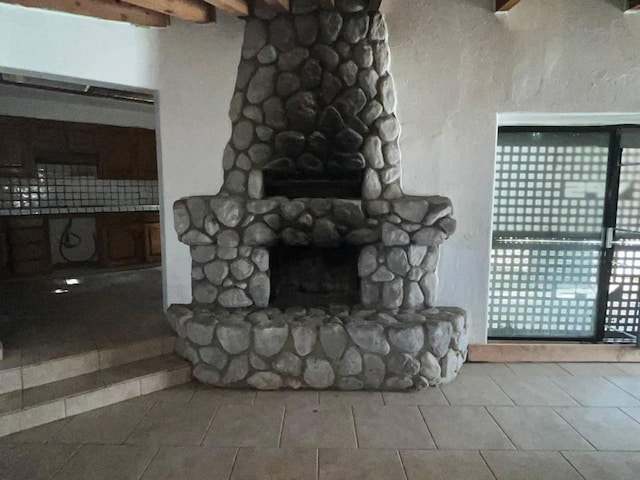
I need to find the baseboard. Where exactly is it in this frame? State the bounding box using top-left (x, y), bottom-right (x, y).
top-left (469, 343), bottom-right (640, 363)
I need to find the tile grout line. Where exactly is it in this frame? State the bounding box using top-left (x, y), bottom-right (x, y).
top-left (558, 450), bottom-right (587, 480)
top-left (601, 376), bottom-right (640, 402)
top-left (550, 406), bottom-right (599, 451)
top-left (199, 403), bottom-right (221, 447)
top-left (350, 405), bottom-right (359, 448)
top-left (227, 447), bottom-right (240, 480)
top-left (546, 375), bottom-right (585, 407)
top-left (49, 443), bottom-right (83, 479)
top-left (135, 445), bottom-right (160, 480)
top-left (121, 397), bottom-right (158, 445)
top-left (315, 448), bottom-right (319, 480)
top-left (396, 449), bottom-right (410, 480)
top-left (416, 405), bottom-right (437, 449)
top-left (483, 406), bottom-right (518, 451)
top-left (278, 405), bottom-right (286, 448)
top-left (477, 449), bottom-right (499, 480)
top-left (617, 406), bottom-right (640, 426)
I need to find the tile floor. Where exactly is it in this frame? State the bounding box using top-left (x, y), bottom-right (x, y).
top-left (1, 362), bottom-right (640, 479)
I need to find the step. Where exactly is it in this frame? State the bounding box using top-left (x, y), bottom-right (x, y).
top-left (0, 334), bottom-right (176, 395)
top-left (0, 354), bottom-right (191, 437)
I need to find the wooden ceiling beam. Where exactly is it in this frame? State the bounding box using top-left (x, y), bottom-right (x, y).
top-left (626, 1), bottom-right (640, 11)
top-left (368, 0), bottom-right (381, 11)
top-left (202, 0), bottom-right (247, 16)
top-left (2, 0), bottom-right (169, 26)
top-left (262, 0), bottom-right (288, 12)
top-left (122, 0), bottom-right (215, 22)
top-left (496, 0), bottom-right (521, 12)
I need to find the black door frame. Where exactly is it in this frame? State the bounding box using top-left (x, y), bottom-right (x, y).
top-left (490, 125), bottom-right (634, 343)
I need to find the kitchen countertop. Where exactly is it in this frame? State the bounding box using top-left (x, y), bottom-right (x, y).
top-left (0, 205), bottom-right (160, 217)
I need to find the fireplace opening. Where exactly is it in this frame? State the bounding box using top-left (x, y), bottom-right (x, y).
top-left (269, 245), bottom-right (360, 308)
top-left (263, 170), bottom-right (364, 199)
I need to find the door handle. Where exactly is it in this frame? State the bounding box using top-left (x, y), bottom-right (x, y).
top-left (605, 227), bottom-right (614, 249)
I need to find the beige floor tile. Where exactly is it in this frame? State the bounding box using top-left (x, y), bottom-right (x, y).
top-left (555, 407), bottom-right (640, 451)
top-left (126, 402), bottom-right (217, 446)
top-left (460, 363), bottom-right (514, 377)
top-left (606, 376), bottom-right (640, 399)
top-left (0, 418), bottom-right (68, 444)
top-left (354, 405), bottom-right (434, 449)
top-left (615, 363), bottom-right (640, 376)
top-left (551, 376), bottom-right (640, 407)
top-left (622, 407), bottom-right (640, 423)
top-left (482, 450), bottom-right (583, 480)
top-left (52, 444), bottom-right (157, 480)
top-left (319, 391), bottom-right (384, 406)
top-left (254, 390), bottom-right (319, 406)
top-left (401, 450), bottom-right (494, 480)
top-left (562, 451), bottom-right (640, 480)
top-left (203, 404), bottom-right (284, 448)
top-left (140, 446), bottom-right (236, 480)
top-left (53, 401), bottom-right (153, 444)
top-left (506, 363), bottom-right (570, 377)
top-left (319, 448), bottom-right (405, 480)
top-left (383, 387), bottom-right (449, 406)
top-left (281, 405), bottom-right (357, 448)
top-left (441, 375), bottom-right (513, 406)
top-left (559, 363), bottom-right (628, 376)
top-left (421, 406), bottom-right (513, 450)
top-left (488, 406), bottom-right (593, 451)
top-left (0, 444), bottom-right (78, 480)
top-left (491, 374), bottom-right (579, 406)
top-left (230, 448), bottom-right (317, 480)
top-left (190, 387), bottom-right (256, 406)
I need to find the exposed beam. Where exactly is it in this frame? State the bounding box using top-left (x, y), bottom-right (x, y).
top-left (263, 0), bottom-right (288, 11)
top-left (627, 0), bottom-right (640, 11)
top-left (2, 0), bottom-right (169, 26)
top-left (495, 0), bottom-right (521, 12)
top-left (123, 0), bottom-right (214, 22)
top-left (368, 0), bottom-right (381, 10)
top-left (202, 0), bottom-right (247, 16)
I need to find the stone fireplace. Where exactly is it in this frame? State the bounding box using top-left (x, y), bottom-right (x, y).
top-left (166, 0), bottom-right (468, 391)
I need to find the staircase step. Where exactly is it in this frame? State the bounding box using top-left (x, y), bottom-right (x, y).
top-left (0, 334), bottom-right (176, 394)
top-left (0, 354), bottom-right (190, 437)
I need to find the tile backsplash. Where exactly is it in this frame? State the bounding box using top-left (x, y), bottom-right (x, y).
top-left (0, 163), bottom-right (159, 216)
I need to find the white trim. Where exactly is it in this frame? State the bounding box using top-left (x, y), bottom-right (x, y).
top-left (498, 112), bottom-right (640, 127)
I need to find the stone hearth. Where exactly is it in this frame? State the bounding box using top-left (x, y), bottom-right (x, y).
top-left (168, 0), bottom-right (468, 391)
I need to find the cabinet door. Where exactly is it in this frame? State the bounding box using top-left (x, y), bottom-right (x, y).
top-left (144, 222), bottom-right (162, 263)
top-left (30, 120), bottom-right (68, 153)
top-left (136, 129), bottom-right (158, 180)
top-left (68, 125), bottom-right (100, 154)
top-left (0, 118), bottom-right (31, 177)
top-left (98, 128), bottom-right (136, 179)
top-left (99, 223), bottom-right (144, 267)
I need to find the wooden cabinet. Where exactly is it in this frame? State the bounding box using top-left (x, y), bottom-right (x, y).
top-left (96, 212), bottom-right (160, 268)
top-left (30, 120), bottom-right (68, 153)
top-left (6, 217), bottom-right (51, 276)
top-left (98, 128), bottom-right (137, 180)
top-left (135, 129), bottom-right (158, 180)
top-left (0, 117), bottom-right (32, 177)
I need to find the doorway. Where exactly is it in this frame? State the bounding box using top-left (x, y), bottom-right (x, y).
top-left (488, 126), bottom-right (640, 343)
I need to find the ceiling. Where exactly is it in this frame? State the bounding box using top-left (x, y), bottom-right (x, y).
top-left (1, 0), bottom-right (638, 27)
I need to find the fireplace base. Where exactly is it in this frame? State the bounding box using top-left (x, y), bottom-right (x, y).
top-left (166, 304), bottom-right (467, 391)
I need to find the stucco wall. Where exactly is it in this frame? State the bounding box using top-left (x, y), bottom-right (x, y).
top-left (1, 0), bottom-right (640, 342)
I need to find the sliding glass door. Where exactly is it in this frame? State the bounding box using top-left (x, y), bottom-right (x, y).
top-left (488, 126), bottom-right (640, 343)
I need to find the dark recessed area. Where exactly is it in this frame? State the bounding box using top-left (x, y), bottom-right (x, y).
top-left (263, 171), bottom-right (364, 199)
top-left (269, 245), bottom-right (361, 308)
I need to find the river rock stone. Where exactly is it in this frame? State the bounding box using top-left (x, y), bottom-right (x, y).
top-left (389, 325), bottom-right (425, 353)
top-left (353, 42), bottom-right (373, 68)
top-left (200, 347), bottom-right (228, 370)
top-left (301, 59), bottom-right (322, 88)
top-left (204, 261), bottom-right (228, 285)
top-left (339, 60), bottom-right (358, 87)
top-left (274, 352), bottom-right (302, 376)
top-left (373, 41), bottom-right (390, 74)
top-left (419, 351), bottom-right (441, 381)
top-left (257, 44), bottom-right (278, 64)
top-left (346, 320), bottom-right (390, 355)
top-left (243, 19), bottom-right (268, 59)
top-left (225, 170), bottom-right (246, 194)
top-left (217, 324), bottom-right (251, 354)
top-left (388, 352), bottom-right (421, 376)
top-left (249, 272), bottom-right (270, 308)
top-left (244, 223), bottom-right (278, 246)
top-left (275, 130), bottom-right (306, 157)
top-left (379, 74), bottom-right (396, 113)
top-left (193, 283), bottom-right (218, 303)
top-left (264, 97), bottom-right (287, 129)
top-left (186, 321), bottom-right (214, 346)
top-left (370, 11), bottom-right (387, 40)
top-left (382, 222), bottom-right (410, 246)
top-left (270, 16), bottom-right (296, 51)
top-left (427, 321), bottom-right (453, 358)
top-left (218, 289), bottom-right (252, 308)
top-left (319, 10), bottom-right (343, 43)
top-left (285, 91), bottom-right (318, 133)
top-left (372, 266), bottom-right (394, 282)
top-left (247, 66), bottom-right (277, 104)
top-left (388, 248), bottom-right (409, 276)
top-left (362, 100), bottom-right (383, 125)
top-left (194, 364), bottom-right (220, 384)
top-left (295, 15), bottom-right (318, 46)
top-left (174, 203), bottom-right (190, 235)
top-left (334, 128), bottom-right (363, 152)
top-left (342, 13), bottom-right (369, 44)
top-left (376, 116), bottom-right (400, 142)
top-left (363, 353), bottom-right (385, 388)
top-left (304, 358), bottom-right (335, 389)
top-left (339, 346), bottom-right (363, 376)
top-left (230, 258), bottom-right (254, 280)
top-left (255, 324), bottom-right (289, 357)
top-left (383, 278), bottom-right (403, 309)
top-left (405, 282), bottom-right (425, 309)
top-left (187, 199), bottom-right (205, 228)
top-left (320, 323), bottom-right (348, 359)
top-left (292, 325), bottom-right (317, 356)
top-left (248, 372), bottom-right (284, 390)
top-left (223, 355), bottom-right (249, 384)
top-left (413, 228), bottom-right (447, 246)
top-left (335, 87), bottom-right (367, 116)
top-left (313, 44), bottom-right (340, 71)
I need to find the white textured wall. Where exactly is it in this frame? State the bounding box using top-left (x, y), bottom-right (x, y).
top-left (1, 0), bottom-right (640, 342)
